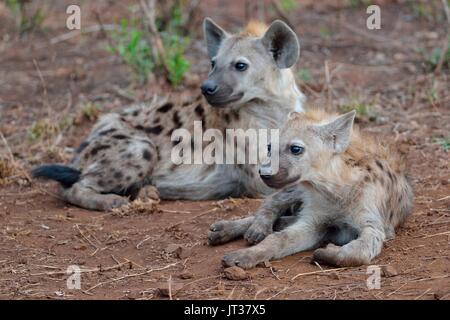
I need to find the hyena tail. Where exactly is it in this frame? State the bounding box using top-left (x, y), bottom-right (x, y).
top-left (32, 164), bottom-right (81, 188)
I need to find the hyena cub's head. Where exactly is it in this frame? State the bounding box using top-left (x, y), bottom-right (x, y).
top-left (201, 18), bottom-right (300, 108)
top-left (259, 110), bottom-right (356, 188)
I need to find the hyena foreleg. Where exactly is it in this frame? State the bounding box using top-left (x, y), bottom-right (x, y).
top-left (222, 218), bottom-right (321, 269)
top-left (208, 216), bottom-right (255, 245)
top-left (244, 185), bottom-right (303, 244)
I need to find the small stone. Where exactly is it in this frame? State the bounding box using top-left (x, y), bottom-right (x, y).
top-left (72, 244), bottom-right (87, 251)
top-left (164, 244), bottom-right (181, 254)
top-left (224, 266), bottom-right (248, 281)
top-left (381, 265), bottom-right (398, 278)
top-left (157, 282), bottom-right (184, 297)
top-left (175, 246), bottom-right (191, 259)
top-left (328, 272), bottom-right (340, 280)
top-left (178, 272), bottom-right (193, 280)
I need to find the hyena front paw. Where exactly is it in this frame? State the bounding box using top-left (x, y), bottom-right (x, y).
top-left (137, 185), bottom-right (160, 201)
top-left (244, 221), bottom-right (272, 244)
top-left (222, 249), bottom-right (259, 269)
top-left (101, 195), bottom-right (129, 211)
top-left (208, 220), bottom-right (238, 246)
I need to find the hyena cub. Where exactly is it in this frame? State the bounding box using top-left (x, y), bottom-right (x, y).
top-left (32, 18), bottom-right (305, 210)
top-left (209, 109), bottom-right (413, 268)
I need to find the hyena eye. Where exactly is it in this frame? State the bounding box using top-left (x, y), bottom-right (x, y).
top-left (290, 145), bottom-right (304, 155)
top-left (235, 62), bottom-right (248, 71)
top-left (267, 143), bottom-right (271, 156)
top-left (211, 60), bottom-right (216, 69)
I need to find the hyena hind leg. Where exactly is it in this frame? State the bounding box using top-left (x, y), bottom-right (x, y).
top-left (313, 226), bottom-right (385, 267)
top-left (61, 183), bottom-right (129, 211)
top-left (208, 216), bottom-right (255, 245)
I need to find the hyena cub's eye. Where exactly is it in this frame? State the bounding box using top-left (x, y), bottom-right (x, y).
top-left (211, 60), bottom-right (216, 69)
top-left (290, 145), bottom-right (304, 155)
top-left (267, 143), bottom-right (271, 156)
top-left (235, 62), bottom-right (248, 71)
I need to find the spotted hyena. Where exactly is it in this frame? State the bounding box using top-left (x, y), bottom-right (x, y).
top-left (32, 18), bottom-right (306, 211)
top-left (209, 109), bottom-right (414, 268)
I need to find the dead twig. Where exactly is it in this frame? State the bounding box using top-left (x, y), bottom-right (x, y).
top-left (291, 267), bottom-right (349, 281)
top-left (84, 262), bottom-right (178, 293)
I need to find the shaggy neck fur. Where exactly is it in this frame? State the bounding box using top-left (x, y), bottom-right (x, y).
top-left (240, 69), bottom-right (304, 129)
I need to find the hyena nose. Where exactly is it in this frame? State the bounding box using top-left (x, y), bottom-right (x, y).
top-left (201, 80), bottom-right (218, 96)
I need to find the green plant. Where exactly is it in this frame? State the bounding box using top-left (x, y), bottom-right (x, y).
top-left (297, 69), bottom-right (312, 83)
top-left (411, 1), bottom-right (434, 20)
top-left (107, 2), bottom-right (190, 86)
top-left (108, 19), bottom-right (154, 84)
top-left (6, 0), bottom-right (45, 34)
top-left (278, 0), bottom-right (299, 12)
top-left (424, 40), bottom-right (450, 71)
top-left (162, 34), bottom-right (190, 86)
top-left (28, 119), bottom-right (59, 141)
top-left (346, 0), bottom-right (372, 8)
top-left (434, 137), bottom-right (450, 152)
top-left (338, 99), bottom-right (370, 117)
top-left (319, 26), bottom-right (332, 40)
top-left (159, 4), bottom-right (191, 86)
top-left (80, 102), bottom-right (102, 121)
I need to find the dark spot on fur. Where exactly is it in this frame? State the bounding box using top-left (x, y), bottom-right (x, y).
top-left (114, 171), bottom-right (123, 179)
top-left (90, 145), bottom-right (110, 156)
top-left (224, 113), bottom-right (231, 123)
top-left (100, 159), bottom-right (109, 165)
top-left (135, 125), bottom-right (144, 130)
top-left (173, 111), bottom-right (183, 128)
top-left (232, 111), bottom-right (240, 120)
top-left (138, 172), bottom-right (144, 178)
top-left (145, 125), bottom-right (163, 135)
top-left (157, 102), bottom-right (173, 113)
top-left (120, 117), bottom-right (127, 122)
top-left (97, 180), bottom-right (105, 187)
top-left (376, 160), bottom-right (384, 170)
top-left (126, 153), bottom-right (133, 159)
top-left (366, 165), bottom-right (372, 173)
top-left (112, 134), bottom-right (129, 140)
top-left (182, 101), bottom-right (191, 107)
top-left (132, 110), bottom-right (139, 116)
top-left (153, 117), bottom-right (160, 124)
top-left (76, 141), bottom-right (89, 153)
top-left (195, 104), bottom-right (204, 117)
top-left (126, 176), bottom-right (132, 182)
top-left (143, 149), bottom-right (152, 161)
top-left (167, 128), bottom-right (175, 137)
top-left (99, 128), bottom-right (117, 136)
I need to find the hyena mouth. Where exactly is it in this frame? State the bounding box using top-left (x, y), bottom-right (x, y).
top-left (260, 169), bottom-right (300, 189)
top-left (205, 92), bottom-right (244, 107)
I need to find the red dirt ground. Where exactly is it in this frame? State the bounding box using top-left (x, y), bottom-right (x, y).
top-left (0, 0), bottom-right (449, 299)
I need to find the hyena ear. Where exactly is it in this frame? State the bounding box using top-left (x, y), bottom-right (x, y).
top-left (317, 110), bottom-right (356, 153)
top-left (203, 18), bottom-right (230, 59)
top-left (261, 20), bottom-right (300, 69)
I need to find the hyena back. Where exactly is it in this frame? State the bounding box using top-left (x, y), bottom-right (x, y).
top-left (32, 18), bottom-right (305, 210)
top-left (209, 109), bottom-right (414, 268)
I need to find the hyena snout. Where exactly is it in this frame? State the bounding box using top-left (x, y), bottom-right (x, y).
top-left (201, 79), bottom-right (219, 96)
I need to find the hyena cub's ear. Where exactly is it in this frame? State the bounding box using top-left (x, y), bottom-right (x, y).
top-left (203, 18), bottom-right (230, 59)
top-left (261, 20), bottom-right (300, 69)
top-left (316, 110), bottom-right (356, 153)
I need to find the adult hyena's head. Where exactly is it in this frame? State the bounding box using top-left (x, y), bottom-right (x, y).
top-left (201, 18), bottom-right (300, 108)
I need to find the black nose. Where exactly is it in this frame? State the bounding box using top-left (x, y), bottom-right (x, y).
top-left (201, 80), bottom-right (218, 96)
top-left (258, 169), bottom-right (272, 180)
